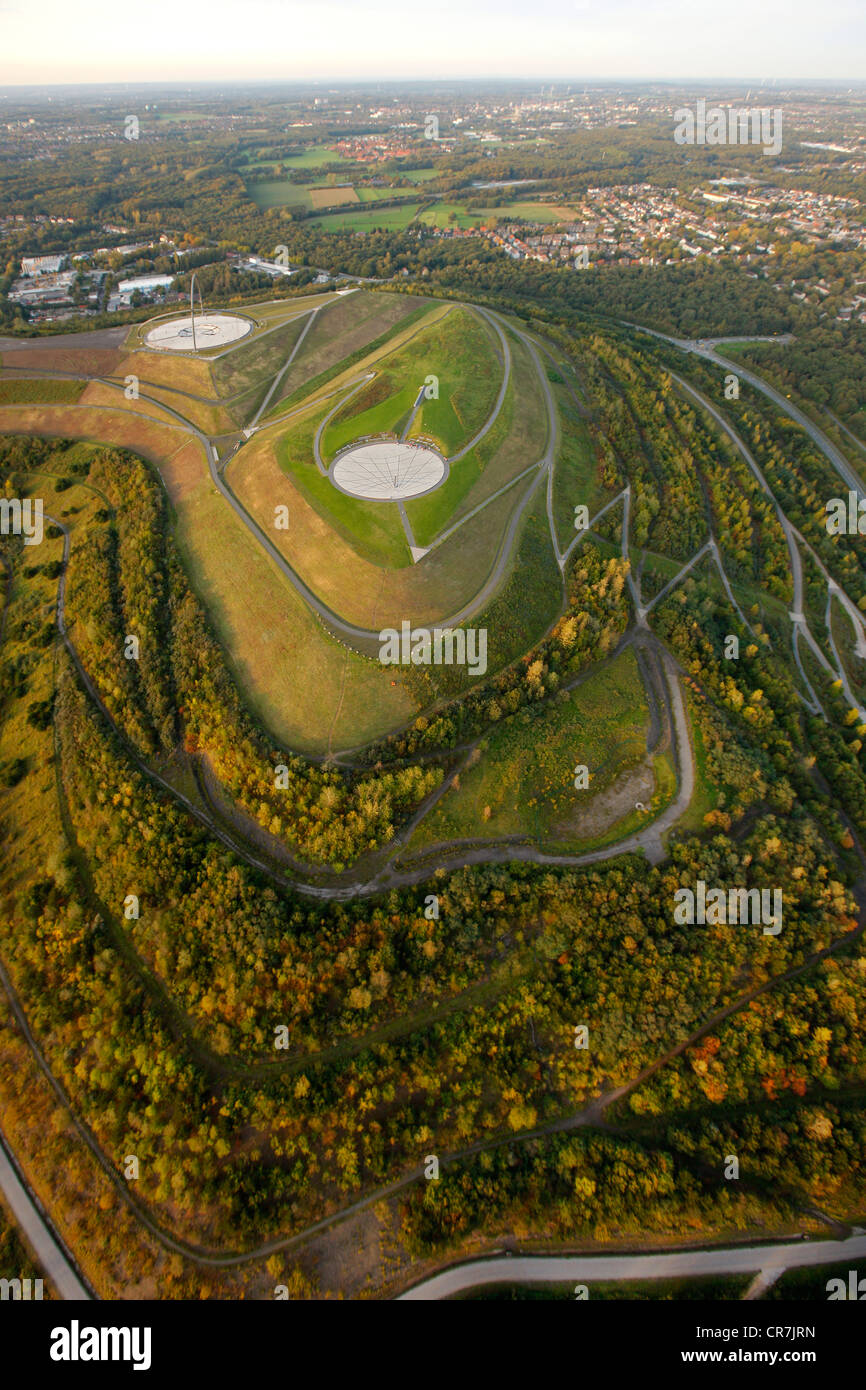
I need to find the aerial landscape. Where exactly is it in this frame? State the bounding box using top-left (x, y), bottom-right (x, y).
top-left (1, 0), bottom-right (866, 1357)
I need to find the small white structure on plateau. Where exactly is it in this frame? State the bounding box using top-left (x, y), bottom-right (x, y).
top-left (330, 439), bottom-right (447, 501)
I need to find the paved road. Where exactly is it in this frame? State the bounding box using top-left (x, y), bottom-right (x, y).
top-left (22, 511), bottom-right (860, 1280)
top-left (0, 1130), bottom-right (91, 1300)
top-left (245, 304), bottom-right (324, 432)
top-left (643, 540), bottom-right (713, 614)
top-left (398, 1230), bottom-right (866, 1300)
top-left (675, 367), bottom-right (866, 717)
top-left (312, 372), bottom-right (375, 474)
top-left (559, 486), bottom-right (628, 573)
top-left (665, 371), bottom-right (835, 716)
top-left (48, 503), bottom-right (694, 906)
top-left (2, 295), bottom-right (559, 650)
top-left (632, 324), bottom-right (866, 501)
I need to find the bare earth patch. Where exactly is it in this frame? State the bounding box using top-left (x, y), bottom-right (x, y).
top-left (553, 757), bottom-right (656, 841)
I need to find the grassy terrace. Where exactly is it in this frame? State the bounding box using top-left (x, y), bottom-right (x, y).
top-left (407, 647), bottom-right (650, 851)
top-left (320, 305), bottom-right (502, 461)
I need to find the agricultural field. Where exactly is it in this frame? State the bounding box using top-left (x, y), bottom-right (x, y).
top-left (305, 202), bottom-right (424, 232)
top-left (308, 185), bottom-right (359, 210)
top-left (280, 143), bottom-right (350, 168)
top-left (245, 180), bottom-right (309, 210)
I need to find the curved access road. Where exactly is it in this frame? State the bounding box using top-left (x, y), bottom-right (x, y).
top-left (3, 294), bottom-right (556, 652)
top-left (629, 323), bottom-right (866, 501)
top-left (667, 368), bottom-right (866, 718)
top-left (0, 1126), bottom-right (92, 1300)
top-left (445, 306), bottom-right (512, 463)
top-left (209, 303), bottom-right (558, 646)
top-left (389, 636), bottom-right (694, 879)
top-left (397, 1229), bottom-right (866, 1300)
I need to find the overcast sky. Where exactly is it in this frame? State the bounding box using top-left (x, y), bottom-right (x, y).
top-left (1, 0), bottom-right (863, 86)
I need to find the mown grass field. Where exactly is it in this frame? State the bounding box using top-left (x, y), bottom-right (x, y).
top-left (355, 186), bottom-right (413, 202)
top-left (416, 203), bottom-right (495, 229)
top-left (245, 180), bottom-right (309, 211)
top-left (245, 182), bottom-right (363, 212)
top-left (418, 200), bottom-right (580, 229)
top-left (404, 328), bottom-right (546, 547)
top-left (410, 648), bottom-right (649, 847)
top-left (305, 203), bottom-right (423, 232)
top-left (282, 144), bottom-right (349, 168)
top-left (319, 305), bottom-right (502, 461)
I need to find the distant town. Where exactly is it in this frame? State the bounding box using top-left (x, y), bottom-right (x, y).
top-left (2, 80), bottom-right (865, 330)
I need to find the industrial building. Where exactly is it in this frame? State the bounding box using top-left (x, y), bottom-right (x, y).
top-left (20, 254), bottom-right (68, 276)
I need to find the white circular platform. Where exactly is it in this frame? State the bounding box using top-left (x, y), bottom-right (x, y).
top-left (330, 439), bottom-right (447, 501)
top-left (143, 313), bottom-right (251, 352)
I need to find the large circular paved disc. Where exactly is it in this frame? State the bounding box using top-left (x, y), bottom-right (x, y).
top-left (330, 440), bottom-right (447, 501)
top-left (144, 313), bottom-right (251, 351)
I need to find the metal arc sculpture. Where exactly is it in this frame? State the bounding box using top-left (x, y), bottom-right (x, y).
top-left (190, 272), bottom-right (204, 353)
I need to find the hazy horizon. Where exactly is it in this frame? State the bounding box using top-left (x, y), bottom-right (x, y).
top-left (1, 0), bottom-right (863, 88)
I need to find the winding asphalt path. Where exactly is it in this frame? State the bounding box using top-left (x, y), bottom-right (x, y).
top-left (3, 483), bottom-right (855, 1288)
top-left (632, 324), bottom-right (866, 501)
top-left (39, 301), bottom-right (864, 894)
top-left (391, 634), bottom-right (694, 877)
top-left (1, 297), bottom-right (565, 650)
top-left (398, 1230), bottom-right (866, 1300)
top-left (0, 1127), bottom-right (91, 1300)
top-left (445, 306), bottom-right (512, 463)
top-left (664, 369), bottom-right (852, 717)
top-left (208, 301), bottom-right (553, 642)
